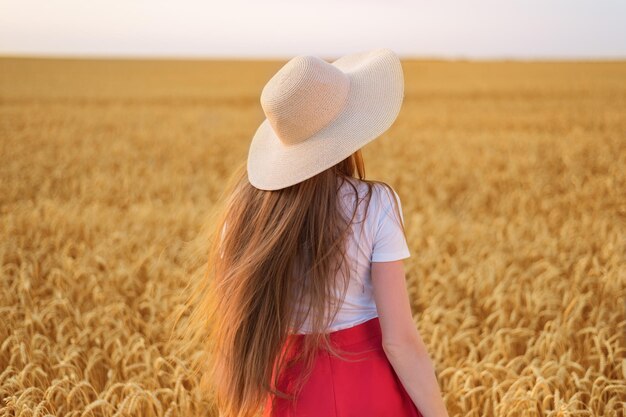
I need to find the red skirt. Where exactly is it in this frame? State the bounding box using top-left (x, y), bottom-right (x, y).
top-left (263, 316), bottom-right (424, 417)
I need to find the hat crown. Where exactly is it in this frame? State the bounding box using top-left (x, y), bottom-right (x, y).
top-left (260, 55), bottom-right (350, 146)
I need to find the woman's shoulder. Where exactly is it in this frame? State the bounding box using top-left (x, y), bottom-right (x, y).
top-left (372, 181), bottom-right (401, 206)
top-left (339, 177), bottom-right (398, 202)
top-left (349, 177), bottom-right (400, 205)
top-left (339, 178), bottom-right (402, 224)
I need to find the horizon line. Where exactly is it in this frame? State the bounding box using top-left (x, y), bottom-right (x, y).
top-left (2, 52), bottom-right (625, 63)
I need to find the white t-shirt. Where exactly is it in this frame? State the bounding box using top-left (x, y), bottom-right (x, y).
top-left (292, 177), bottom-right (411, 334)
top-left (219, 177), bottom-right (411, 334)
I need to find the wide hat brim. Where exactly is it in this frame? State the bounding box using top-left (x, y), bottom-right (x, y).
top-left (247, 48), bottom-right (404, 191)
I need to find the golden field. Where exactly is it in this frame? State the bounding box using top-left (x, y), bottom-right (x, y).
top-left (0, 57), bottom-right (625, 417)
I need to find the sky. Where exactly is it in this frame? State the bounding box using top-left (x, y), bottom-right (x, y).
top-left (1, 0), bottom-right (625, 59)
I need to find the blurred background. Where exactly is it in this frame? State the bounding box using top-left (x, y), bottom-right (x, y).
top-left (1, 1), bottom-right (625, 416)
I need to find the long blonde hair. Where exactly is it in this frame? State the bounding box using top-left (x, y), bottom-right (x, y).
top-left (170, 149), bottom-right (406, 417)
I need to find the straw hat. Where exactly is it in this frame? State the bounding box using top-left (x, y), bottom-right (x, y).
top-left (246, 48), bottom-right (404, 191)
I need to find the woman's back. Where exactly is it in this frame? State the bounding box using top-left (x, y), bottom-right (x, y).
top-left (291, 177), bottom-right (411, 334)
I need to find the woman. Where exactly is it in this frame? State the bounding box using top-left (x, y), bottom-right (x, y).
top-left (178, 48), bottom-right (449, 417)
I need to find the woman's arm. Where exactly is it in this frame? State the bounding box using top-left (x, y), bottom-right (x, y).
top-left (372, 260), bottom-right (450, 417)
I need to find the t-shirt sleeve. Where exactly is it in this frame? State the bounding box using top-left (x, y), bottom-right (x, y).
top-left (371, 185), bottom-right (411, 262)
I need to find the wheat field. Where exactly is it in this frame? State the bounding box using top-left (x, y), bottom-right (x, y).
top-left (1, 57), bottom-right (625, 416)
